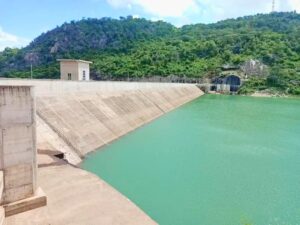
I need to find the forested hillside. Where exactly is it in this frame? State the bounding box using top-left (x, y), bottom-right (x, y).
top-left (1, 12), bottom-right (300, 94)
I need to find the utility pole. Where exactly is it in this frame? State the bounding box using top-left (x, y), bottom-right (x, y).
top-left (272, 0), bottom-right (275, 12)
top-left (30, 63), bottom-right (33, 79)
top-left (28, 51), bottom-right (34, 79)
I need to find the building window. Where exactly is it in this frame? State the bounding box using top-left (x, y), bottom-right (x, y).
top-left (68, 73), bottom-right (72, 80)
top-left (83, 70), bottom-right (86, 80)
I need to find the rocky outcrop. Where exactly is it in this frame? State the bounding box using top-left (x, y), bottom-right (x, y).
top-left (241, 59), bottom-right (269, 77)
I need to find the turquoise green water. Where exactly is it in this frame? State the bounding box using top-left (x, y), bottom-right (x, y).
top-left (82, 95), bottom-right (300, 225)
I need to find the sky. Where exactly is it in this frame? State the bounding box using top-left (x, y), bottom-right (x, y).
top-left (0, 0), bottom-right (300, 50)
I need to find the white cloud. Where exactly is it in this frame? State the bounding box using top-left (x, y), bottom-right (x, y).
top-left (107, 0), bottom-right (199, 17)
top-left (196, 0), bottom-right (271, 22)
top-left (150, 17), bottom-right (164, 22)
top-left (132, 14), bottom-right (140, 19)
top-left (287, 0), bottom-right (300, 11)
top-left (107, 0), bottom-right (300, 26)
top-left (0, 27), bottom-right (30, 51)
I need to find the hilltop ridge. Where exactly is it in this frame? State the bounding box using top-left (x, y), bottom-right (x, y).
top-left (0, 12), bottom-right (300, 94)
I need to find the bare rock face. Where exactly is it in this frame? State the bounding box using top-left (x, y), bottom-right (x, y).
top-left (241, 59), bottom-right (269, 77)
top-left (24, 52), bottom-right (40, 65)
top-left (50, 42), bottom-right (60, 53)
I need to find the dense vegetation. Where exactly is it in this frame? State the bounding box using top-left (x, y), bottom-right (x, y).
top-left (1, 12), bottom-right (300, 95)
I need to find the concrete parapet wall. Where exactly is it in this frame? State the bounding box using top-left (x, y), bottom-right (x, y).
top-left (0, 79), bottom-right (198, 95)
top-left (0, 80), bottom-right (203, 161)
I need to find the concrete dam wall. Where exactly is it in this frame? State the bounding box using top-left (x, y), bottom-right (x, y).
top-left (0, 80), bottom-right (203, 163)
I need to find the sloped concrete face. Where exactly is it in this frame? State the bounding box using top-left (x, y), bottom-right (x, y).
top-left (35, 83), bottom-right (203, 158)
top-left (0, 86), bottom-right (37, 204)
top-left (0, 80), bottom-right (204, 161)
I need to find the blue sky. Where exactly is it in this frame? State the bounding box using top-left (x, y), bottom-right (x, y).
top-left (0, 0), bottom-right (299, 50)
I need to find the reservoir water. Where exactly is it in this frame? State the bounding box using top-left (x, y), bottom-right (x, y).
top-left (82, 95), bottom-right (300, 225)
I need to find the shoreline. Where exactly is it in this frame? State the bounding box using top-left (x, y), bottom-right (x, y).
top-left (250, 91), bottom-right (289, 98)
top-left (207, 91), bottom-right (298, 98)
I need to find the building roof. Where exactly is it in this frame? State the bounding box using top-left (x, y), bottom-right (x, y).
top-left (57, 59), bottom-right (93, 64)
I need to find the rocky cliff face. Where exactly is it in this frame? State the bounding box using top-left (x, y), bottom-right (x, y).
top-left (241, 59), bottom-right (269, 77)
